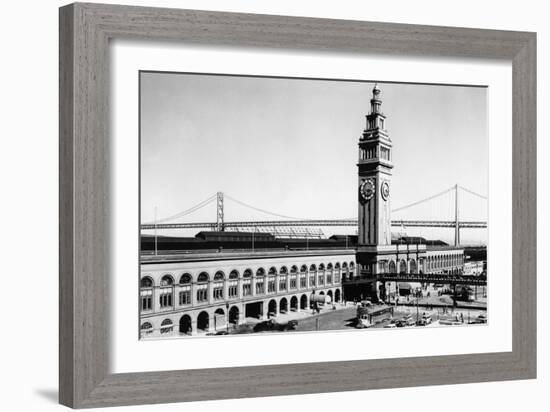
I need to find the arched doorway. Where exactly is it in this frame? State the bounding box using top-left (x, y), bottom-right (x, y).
top-left (327, 290), bottom-right (333, 301)
top-left (300, 294), bottom-right (308, 310)
top-left (290, 296), bottom-right (298, 311)
top-left (335, 288), bottom-right (341, 302)
top-left (229, 306), bottom-right (239, 324)
top-left (197, 311), bottom-right (209, 332)
top-left (268, 299), bottom-right (277, 317)
top-left (179, 314), bottom-right (192, 335)
top-left (214, 308), bottom-right (225, 330)
top-left (279, 297), bottom-right (288, 313)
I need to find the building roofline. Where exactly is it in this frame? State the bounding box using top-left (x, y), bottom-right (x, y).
top-left (141, 248), bottom-right (356, 265)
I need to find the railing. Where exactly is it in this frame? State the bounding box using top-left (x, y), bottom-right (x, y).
top-left (343, 272), bottom-right (487, 286)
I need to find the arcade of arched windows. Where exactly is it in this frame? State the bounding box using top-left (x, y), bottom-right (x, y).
top-left (424, 253), bottom-right (464, 273)
top-left (380, 253), bottom-right (463, 275)
top-left (140, 288), bottom-right (343, 338)
top-left (140, 260), bottom-right (353, 315)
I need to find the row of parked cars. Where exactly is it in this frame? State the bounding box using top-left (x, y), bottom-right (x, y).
top-left (383, 314), bottom-right (432, 328)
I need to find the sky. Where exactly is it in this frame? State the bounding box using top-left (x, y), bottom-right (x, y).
top-left (140, 72), bottom-right (488, 245)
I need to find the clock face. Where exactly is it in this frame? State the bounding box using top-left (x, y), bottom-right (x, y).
top-left (360, 179), bottom-right (375, 201)
top-left (381, 181), bottom-right (390, 200)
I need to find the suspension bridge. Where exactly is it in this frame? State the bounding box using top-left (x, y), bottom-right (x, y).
top-left (140, 184), bottom-right (487, 246)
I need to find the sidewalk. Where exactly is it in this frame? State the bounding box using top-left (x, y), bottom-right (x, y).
top-left (266, 302), bottom-right (353, 324)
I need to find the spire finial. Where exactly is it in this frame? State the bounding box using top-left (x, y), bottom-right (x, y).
top-left (372, 83), bottom-right (381, 97)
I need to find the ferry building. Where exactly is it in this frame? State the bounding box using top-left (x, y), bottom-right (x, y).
top-left (139, 85), bottom-right (464, 338)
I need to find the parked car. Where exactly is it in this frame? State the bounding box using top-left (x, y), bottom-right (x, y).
top-left (206, 330), bottom-right (229, 336)
top-left (253, 319), bottom-right (298, 332)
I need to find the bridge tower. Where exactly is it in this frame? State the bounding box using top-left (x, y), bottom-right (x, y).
top-left (355, 84), bottom-right (394, 300)
top-left (216, 192), bottom-right (224, 231)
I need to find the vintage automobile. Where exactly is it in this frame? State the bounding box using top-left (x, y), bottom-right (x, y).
top-left (253, 319), bottom-right (298, 332)
top-left (403, 315), bottom-right (416, 326)
top-left (416, 314), bottom-right (433, 326)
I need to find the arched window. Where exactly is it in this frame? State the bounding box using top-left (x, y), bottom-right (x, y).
top-left (290, 270), bottom-right (297, 290)
top-left (255, 268), bottom-right (265, 294)
top-left (299, 265), bottom-right (307, 288)
top-left (317, 264), bottom-right (325, 286)
top-left (399, 260), bottom-right (407, 274)
top-left (409, 259), bottom-right (417, 274)
top-left (228, 270), bottom-right (239, 298)
top-left (140, 276), bottom-right (153, 288)
top-left (179, 274), bottom-right (191, 284)
top-left (290, 265), bottom-right (298, 274)
top-left (389, 260), bottom-right (397, 273)
top-left (140, 322), bottom-right (153, 337)
top-left (178, 273), bottom-right (192, 306)
top-left (326, 263), bottom-right (333, 284)
top-left (160, 319), bottom-right (173, 334)
top-left (213, 271), bottom-right (225, 300)
top-left (140, 276), bottom-right (153, 311)
top-left (279, 268), bottom-right (288, 291)
top-left (307, 264), bottom-right (315, 287)
top-left (159, 275), bottom-right (174, 308)
top-left (196, 272), bottom-right (209, 303)
top-left (334, 263), bottom-right (341, 283)
top-left (268, 271), bottom-right (276, 293)
top-left (268, 267), bottom-right (277, 275)
top-left (242, 269), bottom-right (252, 296)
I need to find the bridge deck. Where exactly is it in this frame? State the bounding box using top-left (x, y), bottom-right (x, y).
top-left (141, 219), bottom-right (487, 230)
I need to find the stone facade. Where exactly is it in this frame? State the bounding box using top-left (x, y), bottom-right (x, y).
top-left (139, 249), bottom-right (354, 338)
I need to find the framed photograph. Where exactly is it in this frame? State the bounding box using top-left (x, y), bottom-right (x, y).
top-left (59, 3), bottom-right (536, 408)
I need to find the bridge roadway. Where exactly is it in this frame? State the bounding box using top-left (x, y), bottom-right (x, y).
top-left (345, 273), bottom-right (487, 286)
top-left (141, 219), bottom-right (487, 230)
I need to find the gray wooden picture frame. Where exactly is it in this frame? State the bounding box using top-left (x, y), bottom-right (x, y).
top-left (59, 2), bottom-right (536, 409)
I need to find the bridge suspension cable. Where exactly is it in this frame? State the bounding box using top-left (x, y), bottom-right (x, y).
top-left (224, 193), bottom-right (306, 220)
top-left (391, 186), bottom-right (455, 213)
top-left (458, 185), bottom-right (488, 200)
top-left (143, 194), bottom-right (217, 225)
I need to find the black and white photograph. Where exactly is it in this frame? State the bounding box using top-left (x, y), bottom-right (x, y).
top-left (138, 72), bottom-right (488, 339)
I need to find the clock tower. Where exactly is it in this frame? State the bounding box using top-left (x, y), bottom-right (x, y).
top-left (356, 85), bottom-right (393, 295)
